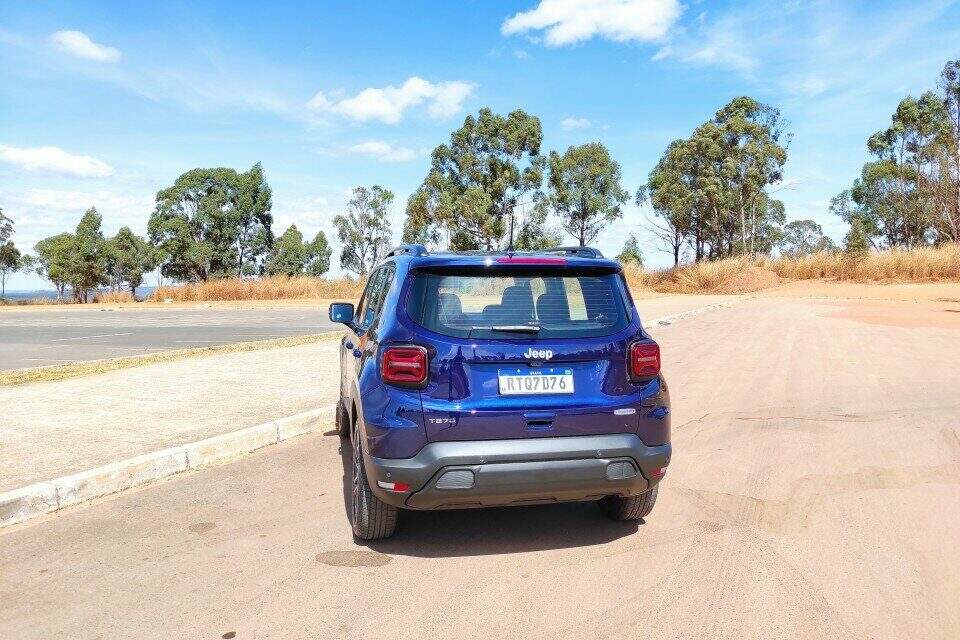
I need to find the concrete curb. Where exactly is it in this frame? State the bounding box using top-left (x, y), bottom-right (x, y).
top-left (646, 297), bottom-right (749, 328)
top-left (0, 404), bottom-right (336, 529)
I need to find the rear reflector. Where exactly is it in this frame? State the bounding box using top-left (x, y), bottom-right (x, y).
top-left (381, 345), bottom-right (428, 387)
top-left (629, 341), bottom-right (661, 380)
top-left (650, 467), bottom-right (667, 478)
top-left (377, 480), bottom-right (411, 492)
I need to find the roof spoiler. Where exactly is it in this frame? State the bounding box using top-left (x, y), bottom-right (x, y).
top-left (544, 246), bottom-right (604, 259)
top-left (384, 244), bottom-right (429, 258)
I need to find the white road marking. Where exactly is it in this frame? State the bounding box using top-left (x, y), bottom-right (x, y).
top-left (48, 332), bottom-right (134, 342)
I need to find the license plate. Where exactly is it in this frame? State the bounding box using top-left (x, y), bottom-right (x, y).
top-left (498, 367), bottom-right (574, 395)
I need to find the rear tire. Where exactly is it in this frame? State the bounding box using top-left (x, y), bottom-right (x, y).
top-left (335, 400), bottom-right (350, 439)
top-left (350, 423), bottom-right (398, 540)
top-left (599, 485), bottom-right (658, 521)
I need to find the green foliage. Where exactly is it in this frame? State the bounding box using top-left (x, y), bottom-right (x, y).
top-left (844, 218), bottom-right (871, 255)
top-left (305, 231), bottom-right (332, 277)
top-left (72, 208), bottom-right (110, 302)
top-left (0, 207), bottom-right (12, 244)
top-left (333, 186), bottom-right (394, 276)
top-left (33, 233), bottom-right (78, 302)
top-left (616, 234), bottom-right (644, 267)
top-left (405, 107), bottom-right (545, 250)
top-left (617, 233), bottom-right (643, 267)
top-left (0, 241), bottom-right (23, 297)
top-left (109, 227), bottom-right (155, 294)
top-left (149, 163), bottom-right (273, 282)
top-left (642, 96), bottom-right (789, 264)
top-left (835, 60), bottom-right (960, 248)
top-left (267, 225), bottom-right (309, 276)
top-left (513, 209), bottom-right (562, 250)
top-left (546, 142), bottom-right (628, 246)
top-left (779, 219), bottom-right (836, 257)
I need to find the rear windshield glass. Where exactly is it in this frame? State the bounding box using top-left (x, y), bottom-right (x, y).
top-left (405, 271), bottom-right (630, 339)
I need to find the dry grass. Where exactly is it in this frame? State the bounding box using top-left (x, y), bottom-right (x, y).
top-left (765, 244), bottom-right (960, 282)
top-left (93, 290), bottom-right (136, 304)
top-left (75, 244), bottom-right (960, 304)
top-left (149, 275), bottom-right (361, 302)
top-left (625, 243), bottom-right (960, 295)
top-left (0, 331), bottom-right (344, 387)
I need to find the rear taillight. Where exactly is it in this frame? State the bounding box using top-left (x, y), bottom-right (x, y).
top-left (629, 341), bottom-right (660, 381)
top-left (381, 345), bottom-right (428, 388)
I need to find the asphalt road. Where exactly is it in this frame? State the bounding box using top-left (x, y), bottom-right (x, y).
top-left (0, 306), bottom-right (338, 370)
top-left (0, 296), bottom-right (734, 372)
top-left (2, 295), bottom-right (959, 639)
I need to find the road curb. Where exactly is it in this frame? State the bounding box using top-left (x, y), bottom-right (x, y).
top-left (0, 404), bottom-right (336, 529)
top-left (647, 297), bottom-right (749, 327)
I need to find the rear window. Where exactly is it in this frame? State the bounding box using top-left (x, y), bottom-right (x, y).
top-left (405, 271), bottom-right (630, 339)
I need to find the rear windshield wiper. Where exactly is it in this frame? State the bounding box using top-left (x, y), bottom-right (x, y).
top-left (466, 324), bottom-right (542, 336)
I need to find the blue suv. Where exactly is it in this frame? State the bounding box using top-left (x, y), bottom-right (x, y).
top-left (329, 245), bottom-right (671, 540)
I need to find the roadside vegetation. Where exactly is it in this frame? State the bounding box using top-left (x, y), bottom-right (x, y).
top-left (3, 58), bottom-right (958, 304)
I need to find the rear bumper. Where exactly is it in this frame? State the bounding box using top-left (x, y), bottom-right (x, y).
top-left (365, 434), bottom-right (671, 509)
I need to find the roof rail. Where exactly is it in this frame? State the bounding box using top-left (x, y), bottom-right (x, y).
top-left (547, 246), bottom-right (605, 259)
top-left (384, 244), bottom-right (429, 258)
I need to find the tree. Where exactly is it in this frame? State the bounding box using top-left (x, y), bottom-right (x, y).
top-left (109, 227), bottom-right (154, 295)
top-left (404, 108), bottom-right (545, 250)
top-left (779, 219), bottom-right (836, 257)
top-left (938, 60), bottom-right (960, 242)
top-left (72, 207), bottom-right (109, 302)
top-left (844, 218), bottom-right (871, 255)
top-left (149, 164), bottom-right (273, 282)
top-left (305, 231), bottom-right (332, 277)
top-left (616, 234), bottom-right (644, 267)
top-left (0, 241), bottom-right (23, 298)
top-left (545, 142), bottom-right (628, 246)
top-left (641, 97), bottom-right (789, 264)
top-left (266, 225), bottom-right (309, 276)
top-left (833, 61), bottom-right (960, 248)
top-left (33, 233), bottom-right (77, 302)
top-left (0, 207), bottom-right (12, 244)
top-left (334, 186), bottom-right (393, 276)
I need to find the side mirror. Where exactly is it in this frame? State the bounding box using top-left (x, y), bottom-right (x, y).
top-left (329, 302), bottom-right (355, 325)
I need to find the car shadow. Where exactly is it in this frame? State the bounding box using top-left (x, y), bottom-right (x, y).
top-left (339, 439), bottom-right (641, 558)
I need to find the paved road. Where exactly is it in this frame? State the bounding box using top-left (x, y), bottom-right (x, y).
top-left (0, 296), bottom-right (736, 372)
top-left (2, 296), bottom-right (959, 639)
top-left (0, 306), bottom-right (337, 370)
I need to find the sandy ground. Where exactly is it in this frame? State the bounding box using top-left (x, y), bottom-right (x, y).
top-left (1, 293), bottom-right (958, 639)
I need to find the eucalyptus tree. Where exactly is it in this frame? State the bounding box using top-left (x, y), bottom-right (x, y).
top-left (640, 97), bottom-right (789, 263)
top-left (545, 142), bottom-right (629, 246)
top-left (334, 186), bottom-right (393, 276)
top-left (404, 108), bottom-right (545, 250)
top-left (149, 164), bottom-right (273, 282)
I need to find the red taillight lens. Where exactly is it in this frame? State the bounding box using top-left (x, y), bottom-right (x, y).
top-left (381, 346), bottom-right (428, 387)
top-left (629, 341), bottom-right (660, 380)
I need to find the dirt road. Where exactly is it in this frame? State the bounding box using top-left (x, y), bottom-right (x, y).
top-left (2, 295), bottom-right (959, 639)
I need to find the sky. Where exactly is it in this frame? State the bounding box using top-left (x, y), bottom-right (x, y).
top-left (2, 0), bottom-right (959, 290)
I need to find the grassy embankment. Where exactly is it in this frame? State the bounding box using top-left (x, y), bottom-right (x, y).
top-left (154, 243), bottom-right (960, 300)
top-left (5, 244), bottom-right (959, 306)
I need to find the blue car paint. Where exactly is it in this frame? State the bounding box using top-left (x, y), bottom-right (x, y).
top-left (333, 251), bottom-right (670, 461)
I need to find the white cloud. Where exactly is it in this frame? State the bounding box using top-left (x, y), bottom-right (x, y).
top-left (49, 30), bottom-right (120, 63)
top-left (307, 77), bottom-right (474, 124)
top-left (0, 145), bottom-right (114, 178)
top-left (346, 140), bottom-right (417, 162)
top-left (502, 0), bottom-right (682, 46)
top-left (657, 15), bottom-right (757, 71)
top-left (561, 117), bottom-right (592, 130)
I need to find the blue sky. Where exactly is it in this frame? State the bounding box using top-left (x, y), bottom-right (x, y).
top-left (2, 0), bottom-right (959, 290)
